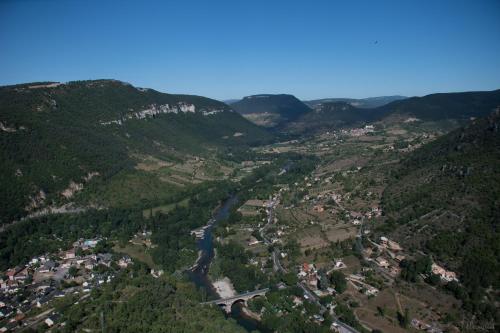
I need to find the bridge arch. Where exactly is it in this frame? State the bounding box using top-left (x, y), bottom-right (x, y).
top-left (250, 294), bottom-right (265, 301)
top-left (217, 303), bottom-right (229, 313)
top-left (230, 298), bottom-right (247, 309)
top-left (201, 288), bottom-right (270, 314)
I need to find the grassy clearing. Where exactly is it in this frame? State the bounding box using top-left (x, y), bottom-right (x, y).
top-left (113, 243), bottom-right (156, 269)
top-left (79, 169), bottom-right (180, 208)
top-left (142, 198), bottom-right (189, 218)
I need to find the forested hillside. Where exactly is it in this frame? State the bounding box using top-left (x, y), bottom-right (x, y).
top-left (286, 101), bottom-right (376, 132)
top-left (231, 94), bottom-right (311, 127)
top-left (382, 110), bottom-right (500, 317)
top-left (378, 89), bottom-right (500, 121)
top-left (0, 80), bottom-right (272, 223)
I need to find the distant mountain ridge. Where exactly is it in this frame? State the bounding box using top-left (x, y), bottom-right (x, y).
top-left (230, 94), bottom-right (311, 127)
top-left (287, 89), bottom-right (500, 133)
top-left (377, 89), bottom-right (500, 121)
top-left (305, 95), bottom-right (407, 109)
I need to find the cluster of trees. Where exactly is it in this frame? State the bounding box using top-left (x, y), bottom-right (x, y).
top-left (317, 270), bottom-right (347, 294)
top-left (247, 287), bottom-right (335, 333)
top-left (399, 256), bottom-right (432, 282)
top-left (329, 271), bottom-right (347, 293)
top-left (150, 181), bottom-right (237, 272)
top-left (238, 153), bottom-right (318, 201)
top-left (53, 262), bottom-right (246, 333)
top-left (214, 241), bottom-right (268, 293)
top-left (333, 301), bottom-right (367, 332)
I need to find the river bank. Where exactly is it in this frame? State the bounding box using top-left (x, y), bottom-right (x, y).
top-left (212, 277), bottom-right (236, 298)
top-left (185, 194), bottom-right (271, 332)
top-left (241, 306), bottom-right (262, 321)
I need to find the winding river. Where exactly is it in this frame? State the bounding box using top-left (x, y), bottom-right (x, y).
top-left (185, 195), bottom-right (268, 332)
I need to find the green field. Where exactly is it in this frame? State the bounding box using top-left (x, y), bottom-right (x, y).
top-left (113, 243), bottom-right (156, 269)
top-left (142, 198), bottom-right (190, 218)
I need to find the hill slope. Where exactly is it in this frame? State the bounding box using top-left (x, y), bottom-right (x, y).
top-left (286, 101), bottom-right (377, 132)
top-left (377, 89), bottom-right (500, 121)
top-left (0, 80), bottom-right (273, 223)
top-left (381, 110), bottom-right (500, 298)
top-left (230, 94), bottom-right (311, 127)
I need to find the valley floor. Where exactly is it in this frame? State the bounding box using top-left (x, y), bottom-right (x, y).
top-left (1, 117), bottom-right (497, 333)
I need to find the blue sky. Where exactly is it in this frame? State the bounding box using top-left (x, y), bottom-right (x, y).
top-left (1, 0), bottom-right (499, 100)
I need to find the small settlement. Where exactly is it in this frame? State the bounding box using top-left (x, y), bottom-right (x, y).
top-left (0, 237), bottom-right (139, 331)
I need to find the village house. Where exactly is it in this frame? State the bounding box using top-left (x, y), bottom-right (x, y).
top-left (38, 260), bottom-right (56, 273)
top-left (365, 287), bottom-right (379, 296)
top-left (298, 263), bottom-right (317, 281)
top-left (350, 211), bottom-right (363, 220)
top-left (36, 294), bottom-right (54, 308)
top-left (118, 256), bottom-right (132, 268)
top-left (332, 259), bottom-right (346, 270)
top-left (0, 306), bottom-right (14, 319)
top-left (387, 240), bottom-right (402, 251)
top-left (13, 267), bottom-right (29, 282)
top-left (73, 237), bottom-right (102, 250)
top-left (83, 238), bottom-right (100, 248)
top-left (312, 314), bottom-right (325, 324)
top-left (431, 263), bottom-right (458, 282)
top-left (371, 206), bottom-right (382, 217)
top-left (395, 254), bottom-right (406, 262)
top-left (247, 237), bottom-right (261, 246)
top-left (63, 249), bottom-right (76, 260)
top-left (313, 205), bottom-right (324, 212)
top-left (412, 318), bottom-right (431, 330)
top-left (45, 314), bottom-right (60, 327)
top-left (307, 275), bottom-right (318, 289)
top-left (375, 257), bottom-right (389, 268)
top-left (97, 253), bottom-right (113, 267)
top-left (150, 269), bottom-right (164, 278)
top-left (380, 236), bottom-right (402, 251)
top-left (292, 296), bottom-right (303, 307)
top-left (5, 267), bottom-right (22, 281)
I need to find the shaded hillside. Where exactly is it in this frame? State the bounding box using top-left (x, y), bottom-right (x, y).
top-left (0, 80), bottom-right (273, 223)
top-left (289, 89), bottom-right (500, 133)
top-left (381, 111), bottom-right (500, 305)
top-left (231, 94), bottom-right (311, 127)
top-left (286, 101), bottom-right (377, 132)
top-left (305, 95), bottom-right (406, 109)
top-left (378, 89), bottom-right (500, 121)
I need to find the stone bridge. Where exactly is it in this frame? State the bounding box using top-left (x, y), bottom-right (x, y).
top-left (201, 288), bottom-right (269, 313)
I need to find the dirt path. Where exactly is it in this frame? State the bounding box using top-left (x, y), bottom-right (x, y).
top-left (394, 292), bottom-right (403, 313)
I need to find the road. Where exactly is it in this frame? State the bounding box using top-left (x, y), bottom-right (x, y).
top-left (260, 192), bottom-right (360, 333)
top-left (21, 308), bottom-right (54, 331)
top-left (201, 288), bottom-right (270, 304)
top-left (259, 196), bottom-right (282, 272)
